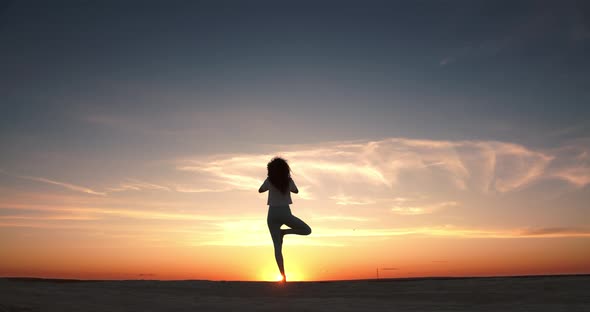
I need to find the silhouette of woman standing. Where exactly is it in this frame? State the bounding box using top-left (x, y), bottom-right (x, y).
top-left (259, 157), bottom-right (311, 282)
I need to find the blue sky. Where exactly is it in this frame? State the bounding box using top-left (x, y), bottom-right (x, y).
top-left (2, 1), bottom-right (589, 156)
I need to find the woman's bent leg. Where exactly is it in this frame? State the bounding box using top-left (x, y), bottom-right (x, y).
top-left (283, 215), bottom-right (312, 236)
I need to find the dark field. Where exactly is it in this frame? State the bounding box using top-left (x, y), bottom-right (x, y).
top-left (1, 275), bottom-right (588, 311)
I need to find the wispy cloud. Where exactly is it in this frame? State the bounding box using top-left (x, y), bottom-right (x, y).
top-left (13, 170), bottom-right (234, 196)
top-left (552, 167), bottom-right (590, 187)
top-left (177, 154), bottom-right (268, 191)
top-left (19, 176), bottom-right (106, 196)
top-left (518, 227), bottom-right (590, 237)
top-left (547, 142), bottom-right (590, 188)
top-left (391, 200), bottom-right (458, 216)
top-left (313, 225), bottom-right (590, 239)
top-left (0, 215), bottom-right (100, 221)
top-left (0, 203), bottom-right (233, 222)
top-left (330, 195), bottom-right (375, 206)
top-left (312, 215), bottom-right (370, 222)
top-left (173, 186), bottom-right (231, 193)
top-left (107, 179), bottom-right (171, 192)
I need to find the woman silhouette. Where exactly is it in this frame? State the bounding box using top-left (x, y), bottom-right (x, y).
top-left (259, 157), bottom-right (311, 282)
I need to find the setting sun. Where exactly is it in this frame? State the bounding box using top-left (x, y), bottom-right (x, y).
top-left (259, 265), bottom-right (305, 282)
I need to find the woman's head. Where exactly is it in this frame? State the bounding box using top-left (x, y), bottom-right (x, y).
top-left (267, 157), bottom-right (291, 194)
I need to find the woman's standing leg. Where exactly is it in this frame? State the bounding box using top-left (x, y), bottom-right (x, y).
top-left (267, 217), bottom-right (285, 279)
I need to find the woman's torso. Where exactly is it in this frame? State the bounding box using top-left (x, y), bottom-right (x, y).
top-left (265, 179), bottom-right (294, 206)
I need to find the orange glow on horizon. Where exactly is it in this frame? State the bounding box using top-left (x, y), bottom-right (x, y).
top-left (258, 265), bottom-right (305, 282)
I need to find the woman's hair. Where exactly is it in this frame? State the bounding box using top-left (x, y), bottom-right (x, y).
top-left (267, 157), bottom-right (291, 194)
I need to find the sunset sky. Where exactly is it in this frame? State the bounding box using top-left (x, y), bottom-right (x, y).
top-left (1, 1), bottom-right (589, 281)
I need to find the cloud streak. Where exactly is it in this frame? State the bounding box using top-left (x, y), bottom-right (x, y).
top-left (19, 176), bottom-right (106, 196)
top-left (0, 203), bottom-right (233, 222)
top-left (330, 195), bottom-right (375, 206)
top-left (313, 225), bottom-right (590, 239)
top-left (391, 201), bottom-right (458, 216)
top-left (107, 179), bottom-right (171, 192)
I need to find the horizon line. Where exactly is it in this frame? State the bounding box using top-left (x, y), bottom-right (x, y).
top-left (2, 272), bottom-right (589, 284)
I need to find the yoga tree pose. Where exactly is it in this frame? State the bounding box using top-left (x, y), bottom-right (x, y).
top-left (259, 157), bottom-right (312, 282)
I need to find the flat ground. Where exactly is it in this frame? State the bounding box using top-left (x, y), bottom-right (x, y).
top-left (0, 275), bottom-right (588, 311)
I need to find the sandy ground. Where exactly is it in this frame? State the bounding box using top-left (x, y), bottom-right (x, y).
top-left (0, 275), bottom-right (588, 311)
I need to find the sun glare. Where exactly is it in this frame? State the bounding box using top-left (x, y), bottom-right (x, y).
top-left (260, 267), bottom-right (305, 281)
